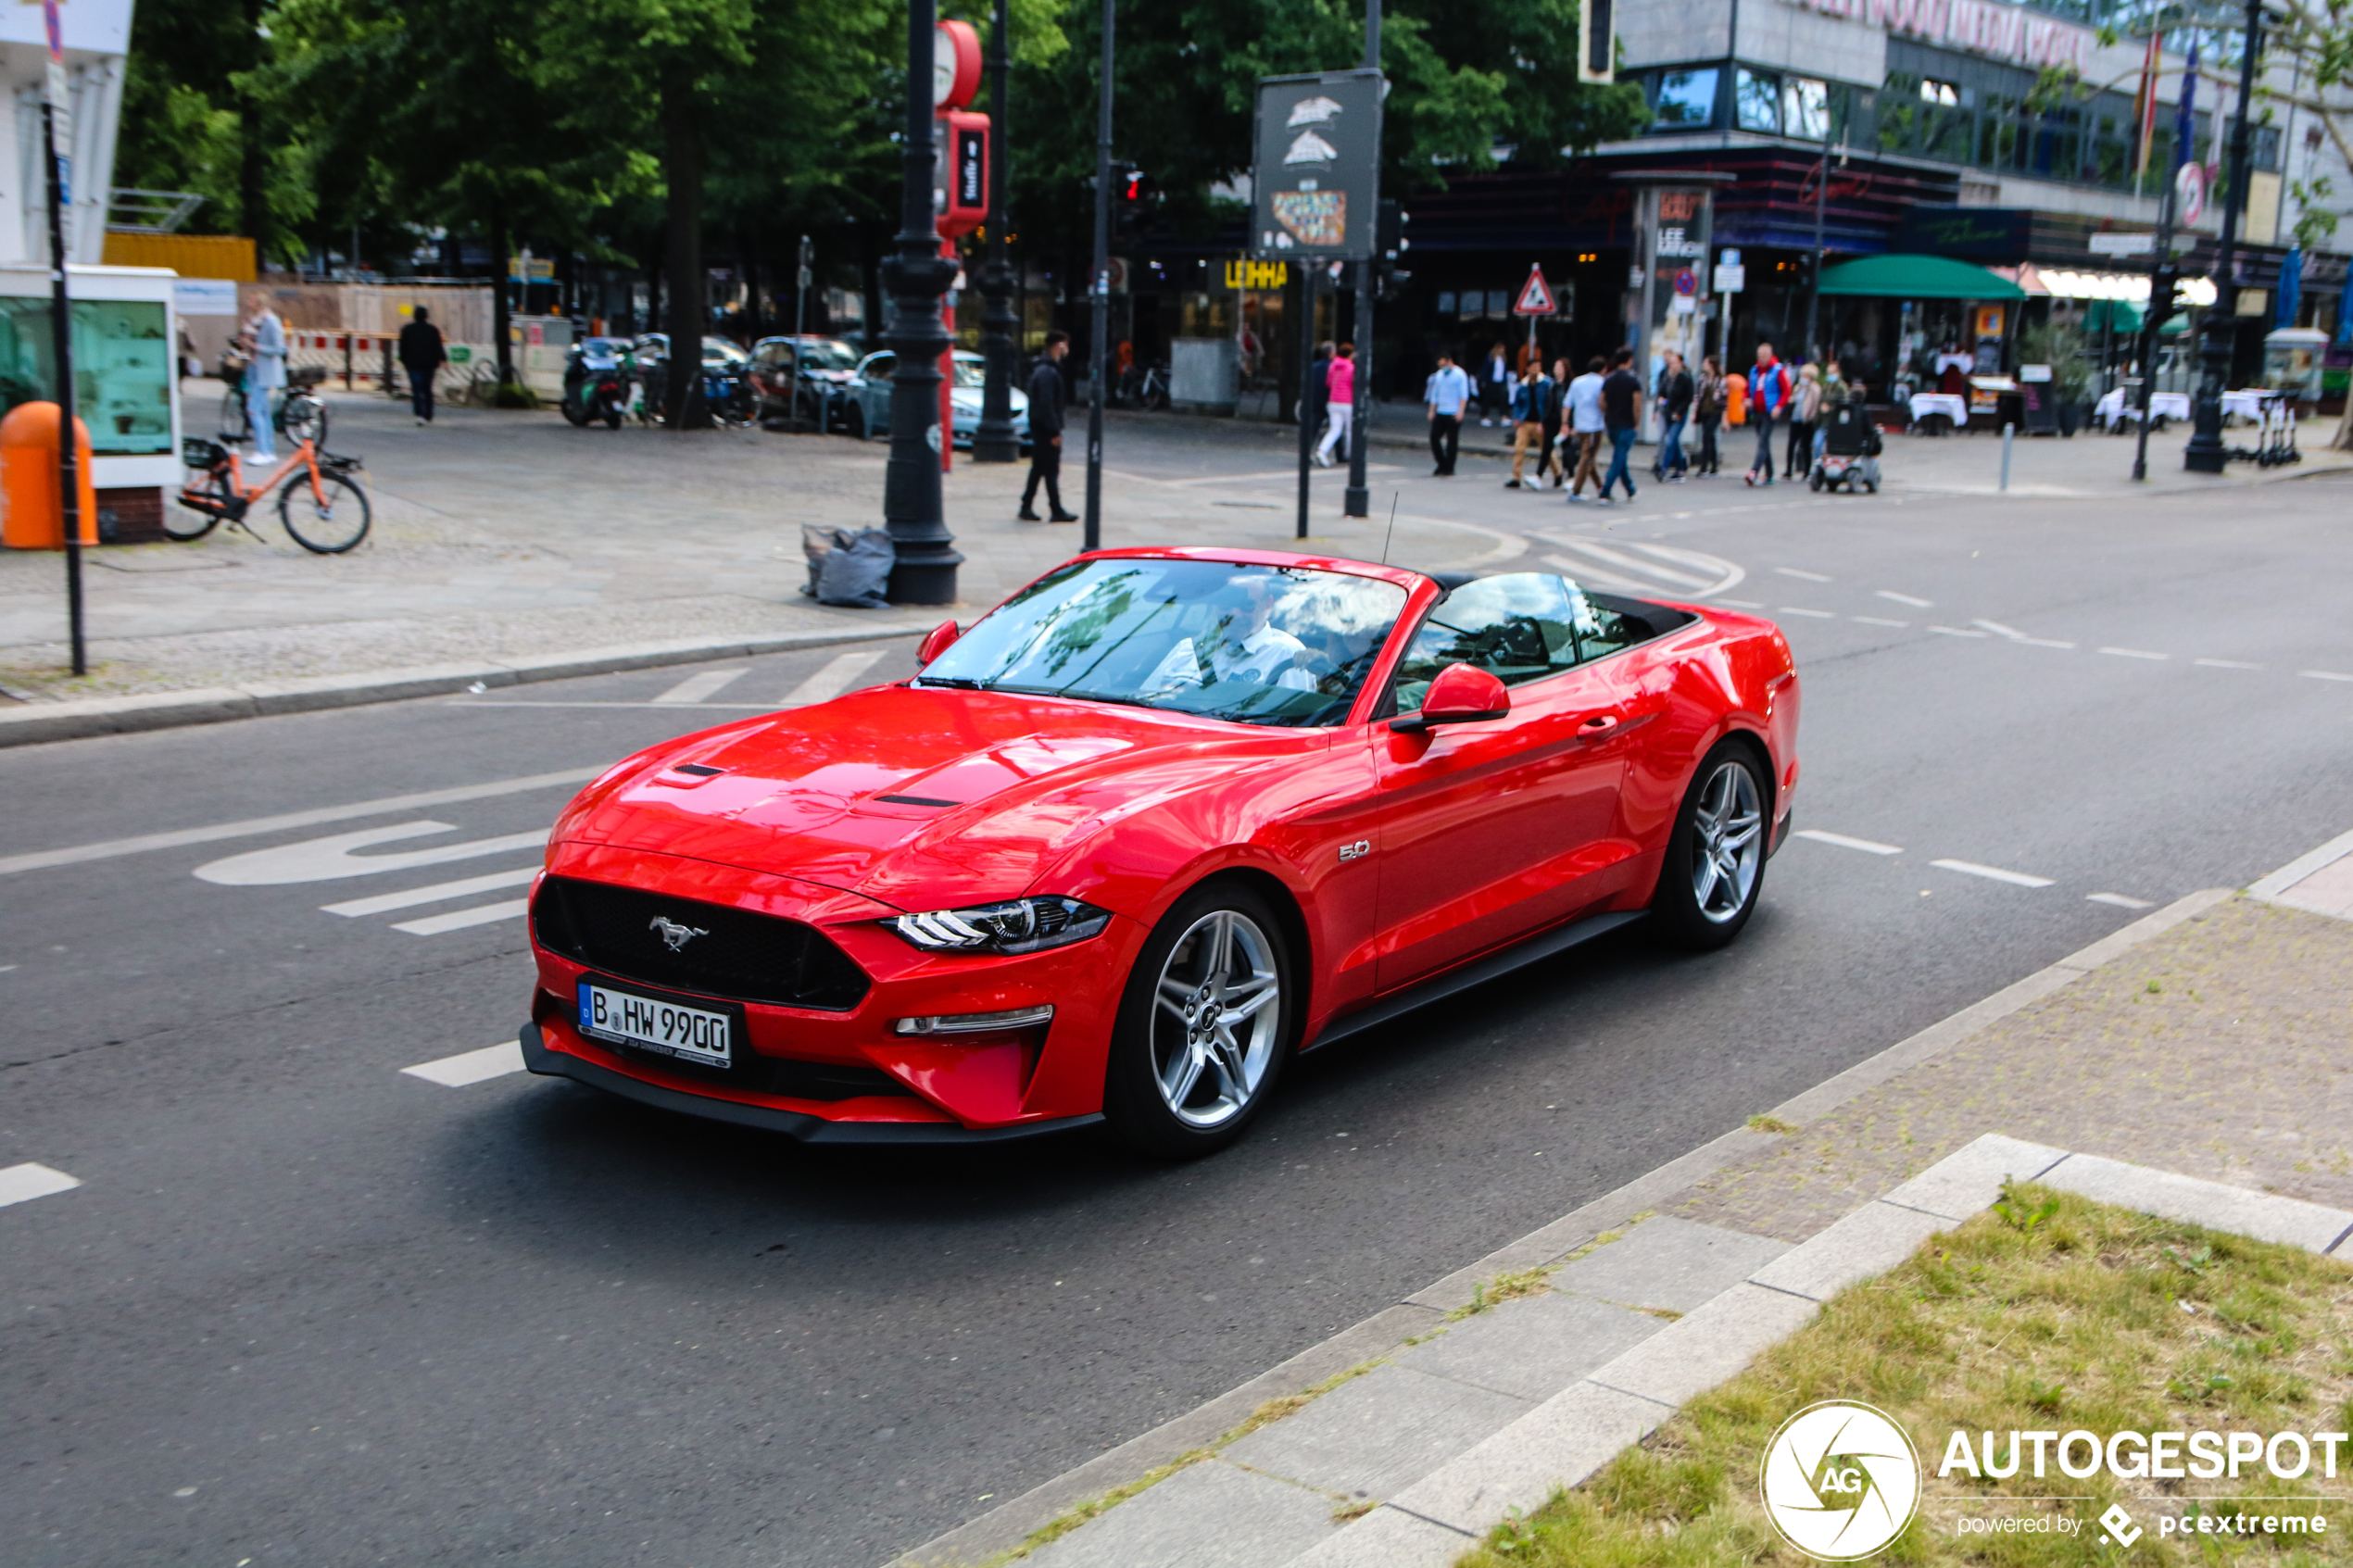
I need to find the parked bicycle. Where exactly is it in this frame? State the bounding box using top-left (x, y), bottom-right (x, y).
top-left (168, 423), bottom-right (371, 554)
top-left (218, 364), bottom-right (331, 449)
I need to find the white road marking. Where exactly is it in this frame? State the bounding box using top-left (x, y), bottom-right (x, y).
top-left (403, 1041), bottom-right (526, 1086)
top-left (651, 668), bottom-right (751, 704)
top-left (1877, 590), bottom-right (1932, 608)
top-left (1717, 598), bottom-right (1765, 608)
top-left (1851, 615), bottom-right (1909, 628)
top-left (782, 649), bottom-right (887, 708)
top-left (392, 899), bottom-right (531, 936)
top-left (2099, 646), bottom-right (2169, 660)
top-left (1794, 829), bottom-right (1904, 855)
top-left (321, 866), bottom-right (539, 917)
top-left (1931, 859), bottom-right (2056, 888)
top-left (1624, 543), bottom-right (1747, 597)
top-left (1778, 607), bottom-right (1836, 619)
top-left (1929, 626), bottom-right (1988, 638)
top-left (2299, 670), bottom-right (2353, 684)
top-left (1544, 539), bottom-right (1717, 590)
top-left (1775, 567), bottom-right (1832, 582)
top-left (2194, 658), bottom-right (2263, 670)
top-left (0, 768), bottom-right (598, 879)
top-left (196, 823), bottom-right (547, 886)
top-left (444, 700), bottom-right (771, 710)
top-left (2087, 893), bottom-right (2156, 909)
top-left (0, 1162), bottom-right (81, 1209)
top-left (1974, 621), bottom-right (2076, 647)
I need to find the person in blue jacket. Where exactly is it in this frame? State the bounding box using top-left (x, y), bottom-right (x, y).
top-left (1745, 341), bottom-right (1792, 486)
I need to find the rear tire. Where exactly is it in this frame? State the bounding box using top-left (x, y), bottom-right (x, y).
top-left (168, 472), bottom-right (229, 541)
top-left (278, 470), bottom-right (372, 554)
top-left (1651, 740), bottom-right (1769, 951)
top-left (1102, 882), bottom-right (1294, 1159)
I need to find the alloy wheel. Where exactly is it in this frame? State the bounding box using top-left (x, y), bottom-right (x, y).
top-left (1150, 909), bottom-right (1280, 1128)
top-left (1689, 759), bottom-right (1764, 923)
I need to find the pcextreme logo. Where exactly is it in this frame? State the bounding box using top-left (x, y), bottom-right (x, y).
top-left (1760, 1401), bottom-right (1923, 1561)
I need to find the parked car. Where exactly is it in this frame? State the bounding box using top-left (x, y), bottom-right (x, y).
top-left (748, 335), bottom-right (861, 425)
top-left (629, 334), bottom-right (757, 425)
top-left (518, 550), bottom-right (1800, 1155)
top-left (838, 349), bottom-right (1028, 448)
top-left (631, 333), bottom-right (751, 370)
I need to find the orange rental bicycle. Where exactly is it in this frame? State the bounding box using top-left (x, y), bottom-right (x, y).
top-left (170, 407), bottom-right (371, 555)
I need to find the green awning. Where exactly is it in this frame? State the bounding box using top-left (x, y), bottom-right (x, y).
top-left (2082, 298), bottom-right (2144, 334)
top-left (1817, 254), bottom-right (2028, 300)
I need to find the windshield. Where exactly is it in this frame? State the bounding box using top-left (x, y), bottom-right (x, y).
top-left (582, 337), bottom-right (631, 359)
top-left (702, 337), bottom-right (748, 365)
top-left (952, 357), bottom-right (988, 389)
top-left (917, 558), bottom-right (1409, 728)
top-left (798, 341), bottom-right (857, 370)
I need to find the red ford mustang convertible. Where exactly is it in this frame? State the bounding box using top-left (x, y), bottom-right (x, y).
top-left (520, 547), bottom-right (1799, 1156)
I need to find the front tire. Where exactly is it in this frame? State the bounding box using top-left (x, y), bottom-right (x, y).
top-left (1651, 741), bottom-right (1769, 950)
top-left (278, 470), bottom-right (372, 554)
top-left (1103, 883), bottom-right (1293, 1158)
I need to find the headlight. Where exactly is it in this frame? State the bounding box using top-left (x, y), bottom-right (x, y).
top-left (888, 896), bottom-right (1112, 955)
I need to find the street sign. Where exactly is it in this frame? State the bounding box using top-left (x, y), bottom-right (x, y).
top-left (1251, 70), bottom-right (1383, 261)
top-left (1673, 268), bottom-right (1698, 295)
top-left (1513, 266), bottom-right (1555, 316)
top-left (931, 111), bottom-right (989, 238)
top-left (2175, 162), bottom-right (2207, 228)
top-left (2089, 232), bottom-right (2157, 257)
top-left (1714, 263), bottom-right (1745, 294)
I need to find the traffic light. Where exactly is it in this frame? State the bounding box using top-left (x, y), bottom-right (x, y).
top-left (1114, 165), bottom-right (1151, 242)
top-left (2147, 260), bottom-right (2182, 328)
top-left (1376, 200), bottom-right (1411, 298)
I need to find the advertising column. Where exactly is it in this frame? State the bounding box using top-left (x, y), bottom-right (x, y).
top-left (1632, 186), bottom-right (1712, 440)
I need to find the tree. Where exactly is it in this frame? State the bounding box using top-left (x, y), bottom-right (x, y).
top-left (115, 0), bottom-right (281, 247)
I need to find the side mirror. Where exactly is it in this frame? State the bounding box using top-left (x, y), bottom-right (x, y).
top-left (916, 620), bottom-right (963, 667)
top-left (1390, 664), bottom-right (1510, 734)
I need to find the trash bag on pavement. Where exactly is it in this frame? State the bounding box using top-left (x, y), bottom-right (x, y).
top-left (816, 527), bottom-right (896, 608)
top-left (800, 523), bottom-right (850, 597)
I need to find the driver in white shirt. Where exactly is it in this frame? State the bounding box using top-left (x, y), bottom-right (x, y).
top-left (1145, 577), bottom-right (1316, 695)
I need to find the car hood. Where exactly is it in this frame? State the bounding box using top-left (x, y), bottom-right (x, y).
top-left (554, 684), bottom-right (1323, 912)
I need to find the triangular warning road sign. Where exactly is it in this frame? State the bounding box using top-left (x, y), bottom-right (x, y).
top-left (1513, 266), bottom-right (1556, 316)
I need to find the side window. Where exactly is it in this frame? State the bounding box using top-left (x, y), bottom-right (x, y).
top-left (867, 355), bottom-right (897, 382)
top-left (1570, 594), bottom-right (1645, 663)
top-left (1390, 574), bottom-right (1579, 715)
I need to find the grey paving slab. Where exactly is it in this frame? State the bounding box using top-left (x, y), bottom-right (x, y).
top-left (1282, 1503), bottom-right (1475, 1568)
top-left (1880, 1132), bottom-right (2070, 1222)
top-left (1746, 1199), bottom-right (1955, 1302)
top-left (1387, 1381), bottom-right (1673, 1537)
top-left (1021, 1459), bottom-right (1340, 1568)
top-left (1221, 1363), bottom-right (1528, 1503)
top-left (1395, 1289), bottom-right (1665, 1403)
top-left (2039, 1153), bottom-right (2353, 1255)
top-left (1551, 1214), bottom-right (1793, 1313)
top-left (1586, 1282), bottom-right (1818, 1408)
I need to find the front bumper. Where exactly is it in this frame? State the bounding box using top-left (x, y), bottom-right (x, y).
top-left (520, 1022), bottom-right (1103, 1144)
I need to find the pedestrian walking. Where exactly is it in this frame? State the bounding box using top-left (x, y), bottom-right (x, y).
top-left (1424, 350), bottom-right (1473, 475)
top-left (1598, 347), bottom-right (1642, 502)
top-left (1653, 350), bottom-right (1694, 482)
top-left (1744, 342), bottom-right (1792, 486)
top-left (1693, 356), bottom-right (1726, 476)
top-left (1315, 343), bottom-right (1355, 468)
top-left (1479, 342), bottom-right (1510, 425)
top-left (1019, 331), bottom-right (1079, 521)
top-left (240, 294), bottom-right (287, 463)
top-left (397, 306), bottom-right (447, 426)
top-left (1564, 356), bottom-right (1607, 498)
top-left (1305, 339), bottom-right (1333, 443)
top-left (1541, 358), bottom-right (1570, 486)
top-left (1504, 364), bottom-right (1555, 488)
top-left (1786, 362), bottom-right (1822, 479)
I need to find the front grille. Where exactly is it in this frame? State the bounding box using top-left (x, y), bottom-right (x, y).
top-left (533, 876), bottom-right (871, 1011)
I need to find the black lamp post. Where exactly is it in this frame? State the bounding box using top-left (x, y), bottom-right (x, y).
top-left (881, 0), bottom-right (963, 602)
top-left (2183, 0), bottom-right (2263, 474)
top-left (1343, 0), bottom-right (1380, 521)
top-left (973, 1), bottom-right (1019, 463)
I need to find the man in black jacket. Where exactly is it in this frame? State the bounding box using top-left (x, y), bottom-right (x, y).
top-left (397, 307), bottom-right (447, 425)
top-left (1653, 350), bottom-right (1695, 482)
top-left (1020, 332), bottom-right (1078, 522)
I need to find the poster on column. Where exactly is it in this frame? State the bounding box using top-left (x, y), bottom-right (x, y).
top-left (1250, 69), bottom-right (1383, 262)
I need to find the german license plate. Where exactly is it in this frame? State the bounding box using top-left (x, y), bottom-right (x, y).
top-left (578, 980), bottom-right (732, 1068)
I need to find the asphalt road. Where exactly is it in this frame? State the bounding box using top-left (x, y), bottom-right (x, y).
top-left (5, 453), bottom-right (2350, 1568)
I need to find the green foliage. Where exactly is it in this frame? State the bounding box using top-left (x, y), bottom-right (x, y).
top-left (1990, 1175), bottom-right (2061, 1234)
top-left (2015, 321), bottom-right (2093, 403)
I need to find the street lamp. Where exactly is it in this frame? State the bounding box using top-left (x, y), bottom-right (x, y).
top-left (973, 1), bottom-right (1020, 464)
top-left (2183, 0), bottom-right (2264, 474)
top-left (880, 0), bottom-right (964, 603)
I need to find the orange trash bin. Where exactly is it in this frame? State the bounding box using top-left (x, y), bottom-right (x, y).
top-left (0, 401), bottom-right (99, 550)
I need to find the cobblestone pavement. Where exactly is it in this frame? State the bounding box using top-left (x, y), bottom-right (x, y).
top-left (1672, 894), bottom-right (2353, 1242)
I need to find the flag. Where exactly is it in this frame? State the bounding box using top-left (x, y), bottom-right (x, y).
top-left (2133, 30), bottom-right (2163, 181)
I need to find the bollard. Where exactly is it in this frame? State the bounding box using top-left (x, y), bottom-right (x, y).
top-left (2000, 421), bottom-right (2014, 491)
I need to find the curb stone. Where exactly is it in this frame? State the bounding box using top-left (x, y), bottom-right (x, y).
top-left (890, 886), bottom-right (2232, 1568)
top-left (0, 621), bottom-right (927, 749)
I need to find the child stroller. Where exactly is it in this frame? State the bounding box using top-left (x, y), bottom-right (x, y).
top-left (1810, 402), bottom-right (1881, 494)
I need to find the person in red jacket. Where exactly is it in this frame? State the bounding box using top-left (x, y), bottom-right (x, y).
top-left (1745, 342), bottom-right (1793, 486)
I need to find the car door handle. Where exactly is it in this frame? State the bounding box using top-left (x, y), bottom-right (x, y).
top-left (1576, 714), bottom-right (1620, 739)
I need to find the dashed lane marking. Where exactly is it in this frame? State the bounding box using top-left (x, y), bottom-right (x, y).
top-left (1852, 616), bottom-right (1909, 627)
top-left (1972, 620), bottom-right (2075, 647)
top-left (1929, 626), bottom-right (1988, 638)
top-left (1778, 607), bottom-right (1836, 619)
top-left (2088, 893), bottom-right (2157, 909)
top-left (1775, 567), bottom-right (1833, 582)
top-left (403, 1042), bottom-right (527, 1087)
top-left (2300, 670), bottom-right (2353, 684)
top-left (782, 650), bottom-right (888, 708)
top-left (391, 899), bottom-right (530, 936)
top-left (0, 768), bottom-right (599, 879)
top-left (321, 867), bottom-right (539, 918)
top-left (2099, 646), bottom-right (2169, 660)
top-left (2195, 659), bottom-right (2263, 670)
top-left (0, 1162), bottom-right (81, 1209)
top-left (1717, 598), bottom-right (1764, 608)
top-left (196, 824), bottom-right (547, 886)
top-left (652, 668), bottom-right (751, 704)
top-left (1794, 829), bottom-right (1904, 855)
top-left (1931, 859), bottom-right (2057, 888)
top-left (1877, 591), bottom-right (1933, 608)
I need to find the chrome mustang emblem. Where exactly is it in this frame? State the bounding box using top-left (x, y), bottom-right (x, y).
top-left (648, 916), bottom-right (709, 952)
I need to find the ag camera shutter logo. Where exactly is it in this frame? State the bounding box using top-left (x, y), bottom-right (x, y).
top-left (1760, 1401), bottom-right (1922, 1561)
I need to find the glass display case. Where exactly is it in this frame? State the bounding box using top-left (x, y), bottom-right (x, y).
top-left (0, 296), bottom-right (173, 457)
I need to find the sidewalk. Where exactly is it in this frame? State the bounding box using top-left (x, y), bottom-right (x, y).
top-left (895, 832), bottom-right (2353, 1567)
top-left (0, 387), bottom-right (1520, 709)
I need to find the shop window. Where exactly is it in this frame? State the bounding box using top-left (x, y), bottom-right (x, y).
top-left (1736, 69), bottom-right (1780, 133)
top-left (1651, 68), bottom-right (1720, 129)
top-left (1437, 291), bottom-right (1458, 316)
top-left (0, 298), bottom-right (172, 457)
top-left (1781, 78), bottom-right (1831, 141)
top-left (1919, 78), bottom-right (1960, 107)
